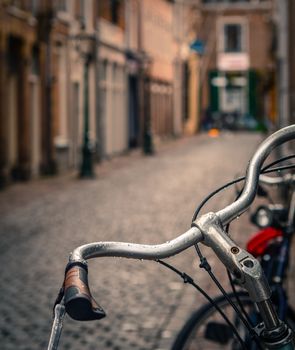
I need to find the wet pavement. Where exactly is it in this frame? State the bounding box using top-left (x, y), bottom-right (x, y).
top-left (1, 131), bottom-right (293, 350)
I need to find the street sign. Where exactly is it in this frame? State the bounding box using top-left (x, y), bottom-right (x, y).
top-left (190, 39), bottom-right (205, 55)
top-left (218, 53), bottom-right (249, 71)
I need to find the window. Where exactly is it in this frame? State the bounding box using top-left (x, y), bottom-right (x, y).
top-left (74, 0), bottom-right (86, 27)
top-left (111, 0), bottom-right (120, 25)
top-left (218, 18), bottom-right (247, 53)
top-left (56, 0), bottom-right (67, 12)
top-left (98, 0), bottom-right (124, 29)
top-left (224, 24), bottom-right (242, 52)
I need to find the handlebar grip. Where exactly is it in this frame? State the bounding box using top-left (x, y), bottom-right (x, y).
top-left (64, 261), bottom-right (106, 321)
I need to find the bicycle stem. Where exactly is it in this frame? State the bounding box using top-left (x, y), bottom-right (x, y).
top-left (195, 213), bottom-right (295, 349)
top-left (195, 212), bottom-right (295, 349)
top-left (194, 212), bottom-right (279, 329)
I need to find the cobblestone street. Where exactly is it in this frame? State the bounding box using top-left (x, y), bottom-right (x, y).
top-left (1, 131), bottom-right (292, 350)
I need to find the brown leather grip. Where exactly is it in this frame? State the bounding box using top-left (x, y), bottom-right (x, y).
top-left (64, 262), bottom-right (106, 321)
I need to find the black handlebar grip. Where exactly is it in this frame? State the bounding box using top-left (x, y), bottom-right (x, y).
top-left (64, 261), bottom-right (106, 321)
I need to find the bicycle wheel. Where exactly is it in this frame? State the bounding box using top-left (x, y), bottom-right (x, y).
top-left (172, 292), bottom-right (295, 350)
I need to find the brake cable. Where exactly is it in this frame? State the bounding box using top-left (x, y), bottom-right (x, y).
top-left (160, 155), bottom-right (295, 348)
top-left (188, 157), bottom-right (295, 348)
top-left (192, 159), bottom-right (295, 222)
top-left (157, 259), bottom-right (248, 350)
top-left (194, 243), bottom-right (263, 348)
top-left (156, 160), bottom-right (295, 350)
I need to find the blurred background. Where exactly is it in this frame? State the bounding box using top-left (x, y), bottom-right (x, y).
top-left (1, 1), bottom-right (295, 350)
top-left (0, 0), bottom-right (294, 185)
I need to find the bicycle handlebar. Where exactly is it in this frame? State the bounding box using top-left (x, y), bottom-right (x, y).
top-left (63, 125), bottom-right (295, 322)
top-left (69, 226), bottom-right (202, 262)
top-left (217, 126), bottom-right (295, 223)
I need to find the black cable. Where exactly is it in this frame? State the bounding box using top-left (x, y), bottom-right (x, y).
top-left (189, 163), bottom-right (295, 329)
top-left (263, 164), bottom-right (295, 174)
top-left (183, 157), bottom-right (295, 348)
top-left (189, 160), bottom-right (295, 346)
top-left (191, 162), bottom-right (295, 222)
top-left (191, 175), bottom-right (244, 222)
top-left (195, 245), bottom-right (256, 329)
top-left (226, 269), bottom-right (255, 327)
top-left (157, 259), bottom-right (248, 350)
top-left (224, 161), bottom-right (295, 322)
top-left (194, 244), bottom-right (263, 348)
top-left (224, 165), bottom-right (286, 333)
top-left (261, 154), bottom-right (295, 172)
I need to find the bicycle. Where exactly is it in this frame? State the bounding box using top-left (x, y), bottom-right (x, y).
top-left (48, 125), bottom-right (295, 350)
top-left (171, 172), bottom-right (295, 349)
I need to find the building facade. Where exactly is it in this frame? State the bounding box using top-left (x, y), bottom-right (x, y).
top-left (0, 0), bottom-right (186, 187)
top-left (98, 1), bottom-right (129, 157)
top-left (199, 0), bottom-right (275, 130)
top-left (141, 0), bottom-right (175, 145)
top-left (0, 0), bottom-right (41, 185)
top-left (174, 0), bottom-right (203, 135)
top-left (0, 1), bottom-right (80, 183)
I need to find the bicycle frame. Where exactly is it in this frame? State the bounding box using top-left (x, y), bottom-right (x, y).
top-left (48, 125), bottom-right (295, 350)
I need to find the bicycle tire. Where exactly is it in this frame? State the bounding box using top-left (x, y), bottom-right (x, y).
top-left (172, 291), bottom-right (295, 350)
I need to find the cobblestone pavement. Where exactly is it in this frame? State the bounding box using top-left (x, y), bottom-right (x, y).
top-left (0, 131), bottom-right (294, 350)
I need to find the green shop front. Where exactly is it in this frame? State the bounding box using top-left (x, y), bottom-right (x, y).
top-left (207, 53), bottom-right (260, 130)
